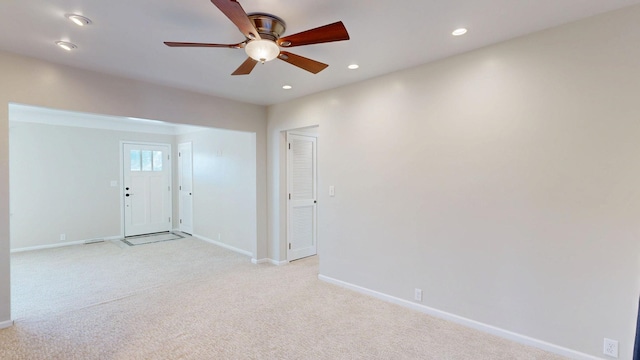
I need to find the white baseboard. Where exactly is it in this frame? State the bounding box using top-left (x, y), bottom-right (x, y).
top-left (11, 240), bottom-right (85, 253)
top-left (269, 259), bottom-right (289, 266)
top-left (318, 275), bottom-right (603, 360)
top-left (11, 235), bottom-right (123, 253)
top-left (0, 320), bottom-right (14, 329)
top-left (251, 258), bottom-right (289, 266)
top-left (193, 234), bottom-right (253, 257)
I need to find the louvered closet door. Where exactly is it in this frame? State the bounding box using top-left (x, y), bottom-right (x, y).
top-left (287, 134), bottom-right (317, 261)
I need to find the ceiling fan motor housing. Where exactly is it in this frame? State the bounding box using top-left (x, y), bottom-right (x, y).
top-left (247, 13), bottom-right (286, 41)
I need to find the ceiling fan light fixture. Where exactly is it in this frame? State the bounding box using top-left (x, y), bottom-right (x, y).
top-left (245, 39), bottom-right (280, 63)
top-left (65, 13), bottom-right (92, 26)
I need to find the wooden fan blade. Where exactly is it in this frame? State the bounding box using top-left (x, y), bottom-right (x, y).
top-left (210, 0), bottom-right (261, 40)
top-left (164, 41), bottom-right (245, 48)
top-left (232, 57), bottom-right (258, 75)
top-left (277, 21), bottom-right (349, 48)
top-left (278, 51), bottom-right (328, 74)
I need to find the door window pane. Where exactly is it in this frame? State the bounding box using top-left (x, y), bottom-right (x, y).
top-left (141, 150), bottom-right (153, 171)
top-left (153, 151), bottom-right (163, 171)
top-left (130, 150), bottom-right (141, 171)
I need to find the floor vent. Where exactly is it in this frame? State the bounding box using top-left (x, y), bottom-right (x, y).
top-left (85, 239), bottom-right (105, 245)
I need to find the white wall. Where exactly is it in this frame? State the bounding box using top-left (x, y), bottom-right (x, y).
top-left (268, 6), bottom-right (640, 360)
top-left (177, 128), bottom-right (256, 253)
top-left (0, 50), bottom-right (267, 325)
top-left (9, 121), bottom-right (174, 249)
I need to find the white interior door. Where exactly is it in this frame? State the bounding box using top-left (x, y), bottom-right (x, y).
top-left (123, 143), bottom-right (171, 237)
top-left (287, 133), bottom-right (317, 261)
top-left (178, 142), bottom-right (193, 234)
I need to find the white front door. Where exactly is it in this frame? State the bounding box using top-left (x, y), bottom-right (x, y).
top-left (287, 133), bottom-right (317, 261)
top-left (123, 143), bottom-right (172, 237)
top-left (178, 142), bottom-right (194, 234)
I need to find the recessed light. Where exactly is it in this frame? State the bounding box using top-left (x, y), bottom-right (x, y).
top-left (348, 64), bottom-right (359, 70)
top-left (65, 13), bottom-right (92, 26)
top-left (452, 28), bottom-right (468, 36)
top-left (55, 41), bottom-right (77, 51)
top-left (282, 85), bottom-right (292, 90)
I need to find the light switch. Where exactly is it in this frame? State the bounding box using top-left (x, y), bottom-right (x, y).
top-left (110, 180), bottom-right (118, 187)
top-left (329, 186), bottom-right (335, 197)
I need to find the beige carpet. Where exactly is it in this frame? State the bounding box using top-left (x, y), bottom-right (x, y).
top-left (1, 237), bottom-right (568, 359)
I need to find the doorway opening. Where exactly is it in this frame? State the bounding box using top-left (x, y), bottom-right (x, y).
top-left (8, 103), bottom-right (258, 322)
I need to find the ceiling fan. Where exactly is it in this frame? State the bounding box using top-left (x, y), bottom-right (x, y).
top-left (164, 0), bottom-right (350, 75)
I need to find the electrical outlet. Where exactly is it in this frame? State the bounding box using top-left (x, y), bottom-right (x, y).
top-left (217, 233), bottom-right (221, 241)
top-left (414, 288), bottom-right (423, 302)
top-left (603, 338), bottom-right (618, 358)
top-left (60, 233), bottom-right (66, 241)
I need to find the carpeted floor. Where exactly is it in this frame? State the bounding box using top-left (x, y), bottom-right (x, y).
top-left (1, 237), bottom-right (568, 359)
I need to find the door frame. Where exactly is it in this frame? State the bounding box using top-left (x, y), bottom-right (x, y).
top-left (286, 130), bottom-right (319, 262)
top-left (119, 141), bottom-right (173, 238)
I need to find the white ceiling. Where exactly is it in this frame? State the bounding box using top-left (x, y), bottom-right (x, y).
top-left (1, 0), bottom-right (638, 106)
